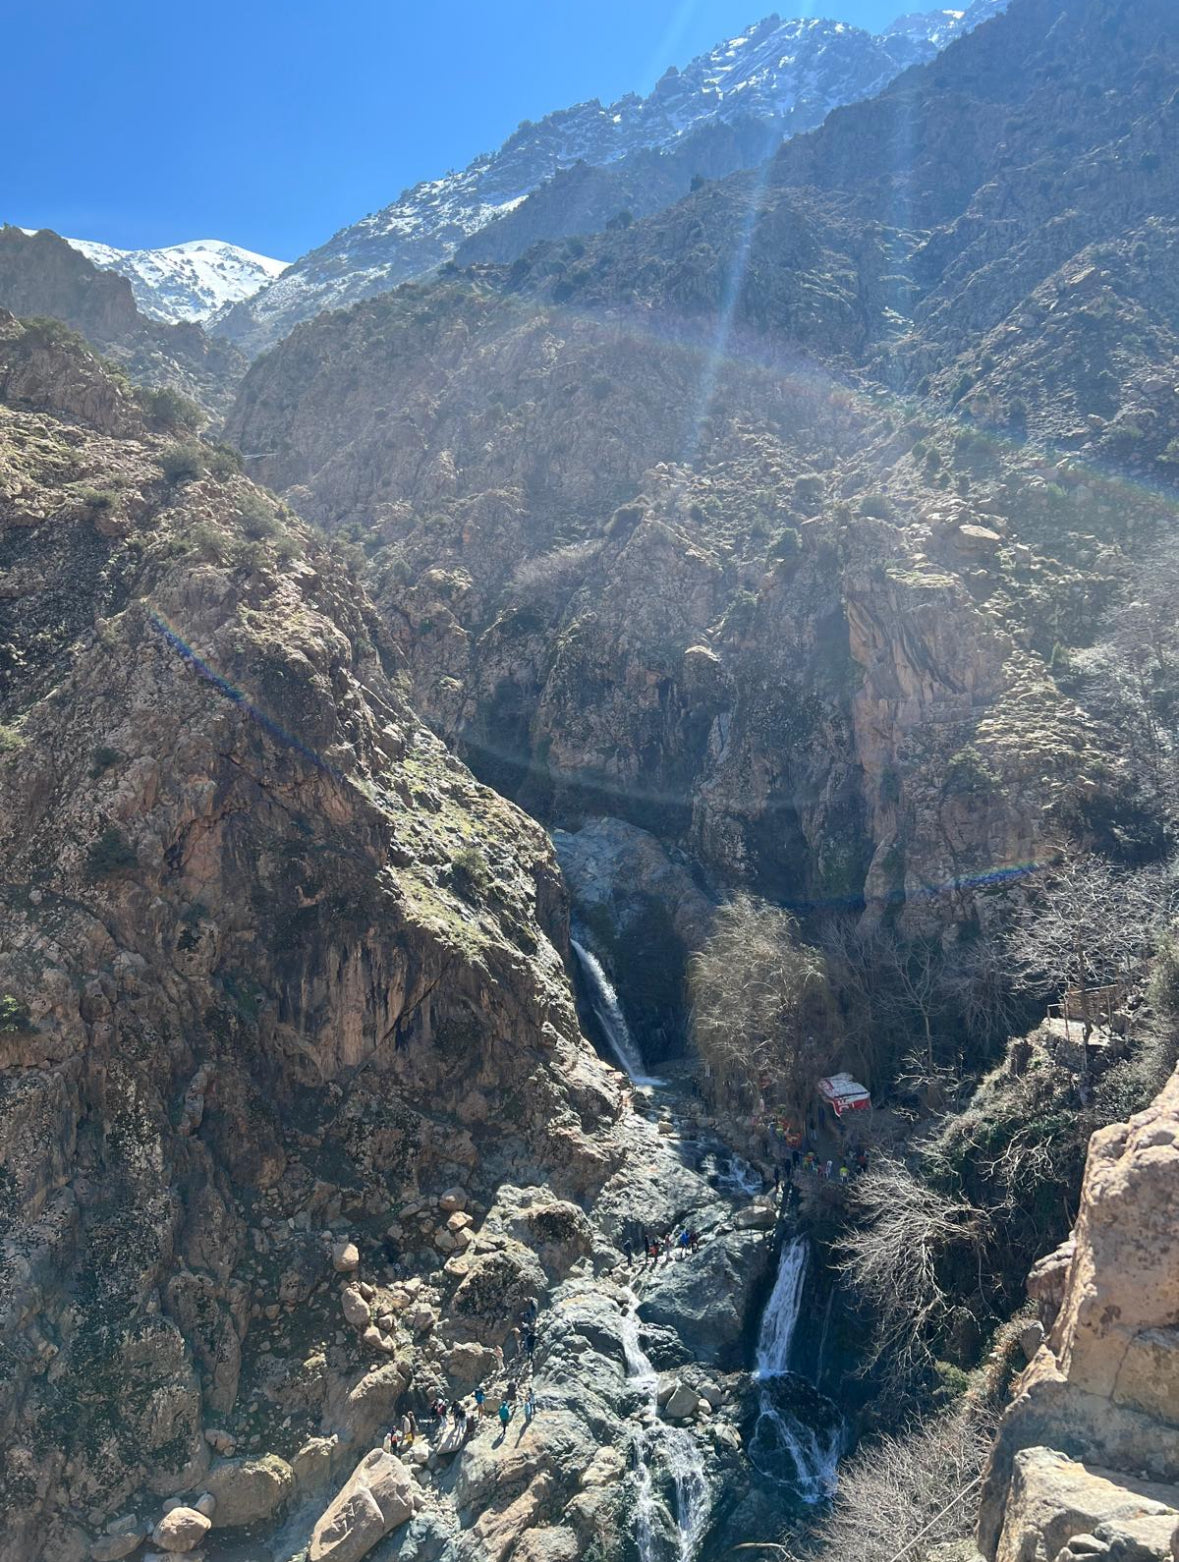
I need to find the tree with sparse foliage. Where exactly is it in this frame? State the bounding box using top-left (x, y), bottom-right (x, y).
top-left (1004, 849), bottom-right (1171, 1071)
top-left (690, 893), bottom-right (839, 1111)
top-left (836, 1157), bottom-right (988, 1392)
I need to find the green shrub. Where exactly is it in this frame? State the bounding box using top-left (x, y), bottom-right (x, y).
top-left (139, 385), bottom-right (205, 433)
top-left (0, 724), bottom-right (26, 753)
top-left (0, 994), bottom-right (30, 1033)
top-left (86, 827), bottom-right (138, 878)
top-left (859, 493), bottom-right (894, 520)
top-left (768, 526), bottom-right (802, 564)
top-left (22, 316), bottom-right (91, 354)
top-left (159, 442), bottom-right (207, 484)
top-left (949, 371), bottom-right (976, 407)
top-left (206, 443), bottom-right (244, 479)
top-left (452, 845), bottom-right (491, 899)
top-left (793, 473), bottom-right (825, 513)
top-left (73, 485), bottom-right (119, 513)
top-left (89, 745), bottom-right (122, 779)
top-left (238, 490), bottom-right (280, 540)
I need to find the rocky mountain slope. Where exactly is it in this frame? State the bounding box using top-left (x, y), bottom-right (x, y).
top-left (0, 227), bottom-right (247, 419)
top-left (64, 236), bottom-right (289, 324)
top-left (224, 0), bottom-right (1179, 938)
top-left (211, 0), bottom-right (1006, 355)
top-left (0, 312), bottom-right (808, 1562)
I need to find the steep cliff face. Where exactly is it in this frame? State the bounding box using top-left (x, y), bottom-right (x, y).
top-left (979, 1069), bottom-right (1179, 1562)
top-left (223, 0), bottom-right (1179, 937)
top-left (0, 318), bottom-right (624, 1559)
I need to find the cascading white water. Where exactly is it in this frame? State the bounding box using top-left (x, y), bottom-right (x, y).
top-left (620, 1294), bottom-right (711, 1562)
top-left (755, 1233), bottom-right (808, 1378)
top-left (572, 940), bottom-right (663, 1086)
top-left (751, 1235), bottom-right (843, 1504)
top-left (698, 1146), bottom-right (764, 1197)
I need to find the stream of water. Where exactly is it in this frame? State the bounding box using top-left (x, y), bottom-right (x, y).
top-left (750, 1235), bottom-right (844, 1504)
top-left (620, 1294), bottom-right (712, 1562)
top-left (572, 939), bottom-right (664, 1086)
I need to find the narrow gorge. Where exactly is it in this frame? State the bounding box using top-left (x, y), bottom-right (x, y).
top-left (2, 0), bottom-right (1179, 1559)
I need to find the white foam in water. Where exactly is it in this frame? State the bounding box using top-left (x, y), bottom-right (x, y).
top-left (752, 1235), bottom-right (843, 1502)
top-left (572, 940), bottom-right (664, 1087)
top-left (620, 1292), bottom-right (712, 1561)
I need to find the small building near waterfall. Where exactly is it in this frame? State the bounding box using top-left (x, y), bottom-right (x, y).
top-left (817, 1072), bottom-right (871, 1119)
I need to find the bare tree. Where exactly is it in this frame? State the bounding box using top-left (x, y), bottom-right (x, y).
top-left (1005, 849), bottom-right (1171, 1075)
top-left (805, 1402), bottom-right (996, 1562)
top-left (690, 893), bottom-right (839, 1113)
top-left (835, 1157), bottom-right (988, 1391)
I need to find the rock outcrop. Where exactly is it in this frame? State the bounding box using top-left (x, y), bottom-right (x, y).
top-left (979, 1069), bottom-right (1179, 1562)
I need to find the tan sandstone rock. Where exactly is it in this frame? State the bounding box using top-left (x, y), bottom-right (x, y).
top-left (151, 1507), bottom-right (211, 1553)
top-left (203, 1454), bottom-right (294, 1528)
top-left (309, 1449), bottom-right (414, 1562)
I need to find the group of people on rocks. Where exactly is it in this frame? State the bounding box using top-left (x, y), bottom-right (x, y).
top-left (620, 1224), bottom-right (702, 1268)
top-left (772, 1143), bottom-right (870, 1189)
top-left (389, 1301), bottom-right (542, 1458)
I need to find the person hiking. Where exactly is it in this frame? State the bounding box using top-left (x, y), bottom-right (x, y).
top-left (474, 1386), bottom-right (486, 1417)
top-left (506, 1379), bottom-right (518, 1402)
top-left (506, 1324), bottom-right (521, 1360)
top-left (451, 1399), bottom-right (463, 1422)
top-left (677, 1228), bottom-right (691, 1257)
top-left (623, 1237), bottom-right (634, 1266)
top-left (523, 1327), bottom-right (536, 1359)
top-left (524, 1388), bottom-right (536, 1424)
top-left (839, 1163), bottom-right (850, 1185)
top-left (388, 1426), bottom-right (403, 1453)
top-left (498, 1400), bottom-right (513, 1431)
top-left (400, 1412), bottom-right (415, 1448)
top-left (772, 1165), bottom-right (781, 1193)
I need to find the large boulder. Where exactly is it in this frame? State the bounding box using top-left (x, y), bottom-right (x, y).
top-left (994, 1449), bottom-right (1179, 1562)
top-left (203, 1453), bottom-right (294, 1528)
top-left (309, 1449), bottom-right (415, 1562)
top-left (639, 1229), bottom-right (773, 1368)
top-left (150, 1507), bottom-right (210, 1553)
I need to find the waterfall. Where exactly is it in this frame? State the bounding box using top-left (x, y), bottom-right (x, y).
top-left (750, 1236), bottom-right (843, 1504)
top-left (572, 940), bottom-right (663, 1086)
top-left (620, 1294), bottom-right (712, 1562)
top-left (755, 1233), bottom-right (808, 1378)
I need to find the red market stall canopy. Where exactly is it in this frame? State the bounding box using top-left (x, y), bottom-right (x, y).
top-left (818, 1073), bottom-right (871, 1117)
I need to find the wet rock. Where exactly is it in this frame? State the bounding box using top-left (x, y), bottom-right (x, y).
top-left (664, 1381), bottom-right (701, 1420)
top-left (640, 1229), bottom-right (774, 1368)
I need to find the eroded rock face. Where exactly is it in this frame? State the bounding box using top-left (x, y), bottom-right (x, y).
top-left (979, 1070), bottom-right (1179, 1560)
top-left (0, 328), bottom-right (620, 1561)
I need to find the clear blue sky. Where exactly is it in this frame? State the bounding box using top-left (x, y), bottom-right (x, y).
top-left (5, 0), bottom-right (902, 261)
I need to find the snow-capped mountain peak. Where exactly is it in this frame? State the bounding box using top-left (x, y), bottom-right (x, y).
top-left (212, 0), bottom-right (1007, 354)
top-left (62, 236), bottom-right (288, 324)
